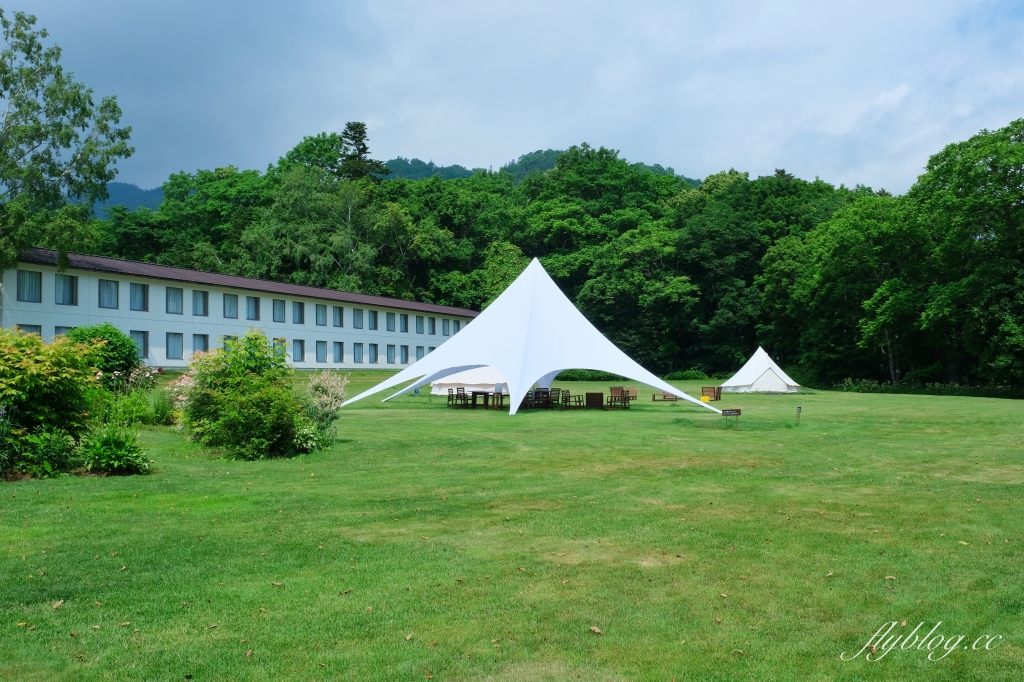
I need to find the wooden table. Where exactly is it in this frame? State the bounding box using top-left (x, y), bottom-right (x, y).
top-left (470, 391), bottom-right (490, 409)
top-left (585, 392), bottom-right (604, 409)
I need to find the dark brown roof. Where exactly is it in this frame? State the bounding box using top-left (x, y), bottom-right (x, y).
top-left (20, 248), bottom-right (479, 318)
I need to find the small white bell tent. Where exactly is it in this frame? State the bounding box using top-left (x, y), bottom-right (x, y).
top-left (431, 367), bottom-right (508, 396)
top-left (342, 258), bottom-right (720, 415)
top-left (720, 347), bottom-right (800, 393)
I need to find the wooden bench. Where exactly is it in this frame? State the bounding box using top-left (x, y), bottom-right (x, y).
top-left (652, 393), bottom-right (678, 402)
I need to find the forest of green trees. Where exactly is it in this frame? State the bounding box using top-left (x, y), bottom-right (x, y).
top-left (84, 121), bottom-right (1024, 389)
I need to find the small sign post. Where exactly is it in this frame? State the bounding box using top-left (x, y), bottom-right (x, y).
top-left (796, 406), bottom-right (801, 425)
top-left (721, 408), bottom-right (741, 423)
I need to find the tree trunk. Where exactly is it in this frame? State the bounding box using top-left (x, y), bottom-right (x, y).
top-left (884, 330), bottom-right (899, 385)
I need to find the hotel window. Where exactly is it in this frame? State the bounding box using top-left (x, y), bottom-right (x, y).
top-left (386, 344), bottom-right (396, 364)
top-left (428, 346), bottom-right (435, 353)
top-left (166, 333), bottom-right (184, 360)
top-left (292, 301), bottom-right (304, 324)
top-left (222, 335), bottom-right (238, 349)
top-left (16, 324), bottom-right (42, 335)
top-left (98, 279), bottom-right (119, 309)
top-left (386, 312), bottom-right (396, 332)
top-left (130, 283), bottom-right (148, 311)
top-left (315, 304), bottom-right (327, 326)
top-left (333, 341), bottom-right (344, 363)
top-left (166, 287), bottom-right (184, 314)
top-left (353, 308), bottom-right (363, 329)
top-left (353, 343), bottom-right (363, 363)
top-left (130, 330), bottom-right (149, 359)
top-left (400, 345), bottom-right (409, 364)
top-left (427, 317), bottom-right (436, 335)
top-left (223, 293), bottom-right (238, 319)
top-left (368, 310), bottom-right (378, 330)
top-left (415, 315), bottom-right (424, 334)
top-left (442, 319), bottom-right (450, 336)
top-left (453, 320), bottom-right (461, 333)
top-left (332, 306), bottom-right (343, 327)
top-left (416, 346), bottom-right (424, 361)
top-left (368, 343), bottom-right (378, 364)
top-left (193, 290), bottom-right (209, 316)
top-left (316, 340), bottom-right (327, 363)
top-left (400, 314), bottom-right (408, 332)
top-left (246, 296), bottom-right (260, 320)
top-left (55, 326), bottom-right (74, 336)
top-left (55, 274), bottom-right (78, 306)
top-left (292, 339), bottom-right (305, 362)
top-left (273, 299), bottom-right (285, 323)
top-left (193, 334), bottom-right (209, 354)
top-left (16, 270), bottom-right (42, 302)
top-left (273, 337), bottom-right (286, 354)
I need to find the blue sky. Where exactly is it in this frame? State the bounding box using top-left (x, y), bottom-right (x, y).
top-left (17, 0), bottom-right (1024, 192)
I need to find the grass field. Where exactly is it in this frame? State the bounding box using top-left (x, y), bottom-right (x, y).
top-left (2, 371), bottom-right (1022, 681)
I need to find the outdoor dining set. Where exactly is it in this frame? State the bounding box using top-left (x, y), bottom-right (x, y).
top-left (446, 386), bottom-right (639, 410)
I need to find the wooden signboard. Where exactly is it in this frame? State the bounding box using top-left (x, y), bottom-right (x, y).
top-left (721, 409), bottom-right (741, 417)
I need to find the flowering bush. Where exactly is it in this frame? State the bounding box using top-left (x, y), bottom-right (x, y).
top-left (67, 323), bottom-right (141, 392)
top-left (302, 371), bottom-right (349, 449)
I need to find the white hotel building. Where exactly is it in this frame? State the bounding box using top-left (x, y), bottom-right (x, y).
top-left (2, 248), bottom-right (477, 368)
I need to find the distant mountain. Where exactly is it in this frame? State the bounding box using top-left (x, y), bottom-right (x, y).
top-left (384, 157), bottom-right (481, 180)
top-left (387, 149), bottom-right (700, 186)
top-left (91, 182), bottom-right (163, 218)
top-left (499, 149), bottom-right (563, 181)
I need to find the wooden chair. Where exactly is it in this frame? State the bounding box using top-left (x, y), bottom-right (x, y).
top-left (701, 386), bottom-right (721, 401)
top-left (455, 387), bottom-right (469, 408)
top-left (607, 386), bottom-right (629, 409)
top-left (534, 387), bottom-right (551, 410)
top-left (561, 391), bottom-right (583, 410)
top-left (548, 388), bottom-right (561, 408)
top-left (625, 386), bottom-right (638, 401)
top-left (519, 390), bottom-right (534, 410)
top-left (447, 388), bottom-right (456, 407)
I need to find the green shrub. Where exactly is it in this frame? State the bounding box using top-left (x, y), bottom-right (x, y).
top-left (176, 329), bottom-right (304, 459)
top-left (0, 328), bottom-right (97, 440)
top-left (67, 323), bottom-right (142, 392)
top-left (105, 390), bottom-right (151, 426)
top-left (554, 369), bottom-right (627, 381)
top-left (151, 391), bottom-right (175, 426)
top-left (665, 369), bottom-right (710, 380)
top-left (11, 429), bottom-right (77, 478)
top-left (81, 423), bottom-right (149, 475)
top-left (0, 406), bottom-right (13, 471)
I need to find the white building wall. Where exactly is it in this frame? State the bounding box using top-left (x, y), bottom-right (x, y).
top-left (1, 265), bottom-right (470, 369)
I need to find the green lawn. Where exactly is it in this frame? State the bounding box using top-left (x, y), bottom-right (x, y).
top-left (2, 372), bottom-right (1022, 680)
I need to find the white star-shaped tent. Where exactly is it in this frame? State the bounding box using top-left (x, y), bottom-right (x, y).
top-left (342, 258), bottom-right (720, 415)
